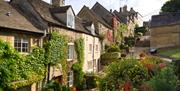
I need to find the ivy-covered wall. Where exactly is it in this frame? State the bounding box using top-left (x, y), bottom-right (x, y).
top-left (73, 38), bottom-right (85, 90)
top-left (0, 32), bottom-right (69, 90)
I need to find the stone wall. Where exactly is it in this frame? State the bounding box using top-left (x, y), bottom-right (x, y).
top-left (150, 24), bottom-right (180, 48)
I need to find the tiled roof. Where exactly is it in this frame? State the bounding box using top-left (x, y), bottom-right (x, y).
top-left (78, 6), bottom-right (112, 29)
top-left (113, 10), bottom-right (127, 24)
top-left (151, 12), bottom-right (180, 27)
top-left (50, 5), bottom-right (71, 13)
top-left (27, 0), bottom-right (62, 25)
top-left (91, 2), bottom-right (113, 27)
top-left (0, 0), bottom-right (43, 33)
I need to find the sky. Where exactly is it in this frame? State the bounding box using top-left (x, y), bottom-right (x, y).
top-left (44, 0), bottom-right (168, 21)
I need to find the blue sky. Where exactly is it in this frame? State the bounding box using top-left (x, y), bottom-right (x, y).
top-left (44, 0), bottom-right (168, 21)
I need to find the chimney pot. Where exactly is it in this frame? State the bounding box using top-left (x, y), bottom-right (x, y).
top-left (119, 7), bottom-right (122, 12)
top-left (110, 9), bottom-right (112, 13)
top-left (52, 0), bottom-right (65, 7)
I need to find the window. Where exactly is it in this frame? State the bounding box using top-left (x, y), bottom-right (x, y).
top-left (68, 43), bottom-right (74, 60)
top-left (96, 45), bottom-right (98, 51)
top-left (14, 37), bottom-right (29, 53)
top-left (67, 14), bottom-right (74, 28)
top-left (87, 60), bottom-right (93, 71)
top-left (89, 44), bottom-right (92, 52)
top-left (67, 71), bottom-right (73, 87)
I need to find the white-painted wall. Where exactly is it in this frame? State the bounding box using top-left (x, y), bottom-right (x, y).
top-left (82, 34), bottom-right (101, 73)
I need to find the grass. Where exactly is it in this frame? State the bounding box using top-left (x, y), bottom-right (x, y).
top-left (158, 47), bottom-right (180, 59)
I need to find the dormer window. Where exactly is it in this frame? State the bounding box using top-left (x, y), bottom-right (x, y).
top-left (91, 24), bottom-right (95, 35)
top-left (67, 14), bottom-right (74, 28)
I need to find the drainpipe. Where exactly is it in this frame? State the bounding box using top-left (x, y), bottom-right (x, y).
top-left (92, 36), bottom-right (95, 73)
top-left (40, 29), bottom-right (47, 88)
top-left (40, 30), bottom-right (47, 48)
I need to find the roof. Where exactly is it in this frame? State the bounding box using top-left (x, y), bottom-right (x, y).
top-left (10, 0), bottom-right (48, 30)
top-left (113, 10), bottom-right (127, 24)
top-left (78, 5), bottom-right (112, 29)
top-left (91, 2), bottom-right (113, 27)
top-left (75, 16), bottom-right (90, 34)
top-left (51, 5), bottom-right (72, 14)
top-left (27, 0), bottom-right (62, 25)
top-left (0, 0), bottom-right (43, 33)
top-left (150, 12), bottom-right (180, 27)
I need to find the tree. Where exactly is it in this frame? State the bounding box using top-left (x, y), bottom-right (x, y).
top-left (161, 0), bottom-right (180, 12)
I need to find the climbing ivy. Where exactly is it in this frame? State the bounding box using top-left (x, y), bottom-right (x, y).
top-left (73, 38), bottom-right (85, 90)
top-left (44, 32), bottom-right (68, 65)
top-left (0, 40), bottom-right (46, 90)
top-left (0, 32), bottom-right (69, 90)
top-left (44, 32), bottom-right (68, 84)
top-left (74, 38), bottom-right (84, 65)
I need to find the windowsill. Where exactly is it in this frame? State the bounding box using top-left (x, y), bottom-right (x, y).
top-left (69, 84), bottom-right (73, 87)
top-left (19, 52), bottom-right (29, 55)
top-left (67, 59), bottom-right (74, 61)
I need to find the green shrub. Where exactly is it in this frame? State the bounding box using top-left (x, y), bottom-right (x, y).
top-left (72, 63), bottom-right (84, 90)
top-left (106, 44), bottom-right (120, 53)
top-left (172, 60), bottom-right (180, 79)
top-left (148, 67), bottom-right (179, 91)
top-left (85, 74), bottom-right (97, 89)
top-left (101, 52), bottom-right (120, 65)
top-left (42, 80), bottom-right (71, 91)
top-left (100, 59), bottom-right (149, 90)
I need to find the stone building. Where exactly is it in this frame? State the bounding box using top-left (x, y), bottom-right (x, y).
top-left (150, 12), bottom-right (180, 49)
top-left (9, 0), bottom-right (102, 90)
top-left (78, 5), bottom-right (113, 47)
top-left (114, 5), bottom-right (142, 37)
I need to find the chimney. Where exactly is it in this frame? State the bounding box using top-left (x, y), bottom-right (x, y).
top-left (52, 0), bottom-right (65, 7)
top-left (110, 9), bottom-right (112, 13)
top-left (130, 7), bottom-right (133, 11)
top-left (119, 7), bottom-right (122, 12)
top-left (123, 5), bottom-right (127, 12)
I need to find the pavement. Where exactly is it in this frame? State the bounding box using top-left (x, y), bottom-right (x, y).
top-left (127, 47), bottom-right (173, 62)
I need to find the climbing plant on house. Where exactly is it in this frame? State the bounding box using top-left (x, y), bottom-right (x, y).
top-left (73, 38), bottom-right (85, 90)
top-left (0, 40), bottom-right (46, 90)
top-left (0, 32), bottom-right (69, 90)
top-left (44, 32), bottom-right (68, 84)
top-left (116, 23), bottom-right (127, 43)
top-left (44, 32), bottom-right (68, 65)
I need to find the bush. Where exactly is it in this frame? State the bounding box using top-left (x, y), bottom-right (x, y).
top-left (72, 63), bottom-right (84, 90)
top-left (42, 80), bottom-right (71, 91)
top-left (100, 59), bottom-right (149, 90)
top-left (101, 52), bottom-right (120, 65)
top-left (147, 67), bottom-right (179, 91)
top-left (106, 44), bottom-right (120, 53)
top-left (172, 60), bottom-right (180, 79)
top-left (141, 56), bottom-right (167, 77)
top-left (85, 74), bottom-right (98, 89)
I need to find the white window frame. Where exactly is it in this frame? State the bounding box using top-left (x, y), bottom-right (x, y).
top-left (67, 43), bottom-right (74, 61)
top-left (67, 13), bottom-right (74, 28)
top-left (89, 44), bottom-right (92, 52)
top-left (14, 37), bottom-right (29, 53)
top-left (67, 71), bottom-right (73, 87)
top-left (96, 44), bottom-right (98, 51)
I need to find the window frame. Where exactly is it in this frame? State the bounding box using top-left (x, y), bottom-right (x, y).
top-left (67, 71), bottom-right (73, 87)
top-left (67, 43), bottom-right (75, 61)
top-left (14, 36), bottom-right (29, 53)
top-left (67, 13), bottom-right (74, 28)
top-left (89, 44), bottom-right (92, 52)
